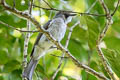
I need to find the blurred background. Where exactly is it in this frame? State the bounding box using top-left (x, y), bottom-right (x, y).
top-left (0, 0), bottom-right (120, 80)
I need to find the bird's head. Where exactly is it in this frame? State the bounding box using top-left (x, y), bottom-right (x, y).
top-left (54, 11), bottom-right (76, 24)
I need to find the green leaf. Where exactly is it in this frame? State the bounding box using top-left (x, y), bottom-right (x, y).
top-left (104, 36), bottom-right (120, 50)
top-left (85, 0), bottom-right (104, 14)
top-left (0, 76), bottom-right (4, 80)
top-left (0, 50), bottom-right (9, 65)
top-left (118, 6), bottom-right (120, 12)
top-left (10, 39), bottom-right (22, 60)
top-left (85, 0), bottom-right (105, 29)
top-left (0, 13), bottom-right (27, 28)
top-left (68, 39), bottom-right (88, 62)
top-left (81, 61), bottom-right (99, 80)
top-left (112, 20), bottom-right (120, 33)
top-left (89, 60), bottom-right (99, 71)
top-left (36, 64), bottom-right (45, 74)
top-left (53, 71), bottom-right (62, 80)
top-left (81, 70), bottom-right (87, 80)
top-left (104, 0), bottom-right (116, 11)
top-left (6, 0), bottom-right (28, 11)
top-left (2, 60), bottom-right (20, 73)
top-left (70, 0), bottom-right (85, 12)
top-left (85, 16), bottom-right (99, 50)
top-left (81, 70), bottom-right (97, 80)
top-left (0, 5), bottom-right (4, 12)
top-left (71, 25), bottom-right (87, 43)
top-left (8, 69), bottom-right (22, 80)
top-left (35, 64), bottom-right (49, 79)
top-left (102, 49), bottom-right (120, 78)
top-left (47, 0), bottom-right (60, 9)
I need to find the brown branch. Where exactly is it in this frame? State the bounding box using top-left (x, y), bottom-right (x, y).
top-left (22, 0), bottom-right (34, 80)
top-left (32, 4), bottom-right (106, 17)
top-left (42, 0), bottom-right (52, 9)
top-left (0, 1), bottom-right (109, 80)
top-left (98, 0), bottom-right (109, 15)
top-left (13, 0), bottom-right (15, 9)
top-left (111, 0), bottom-right (120, 16)
top-left (97, 0), bottom-right (116, 80)
top-left (86, 0), bottom-right (98, 13)
top-left (50, 54), bottom-right (68, 59)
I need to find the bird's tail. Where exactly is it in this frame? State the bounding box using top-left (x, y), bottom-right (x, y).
top-left (22, 58), bottom-right (38, 80)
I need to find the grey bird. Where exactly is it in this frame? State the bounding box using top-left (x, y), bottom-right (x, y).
top-left (22, 11), bottom-right (76, 80)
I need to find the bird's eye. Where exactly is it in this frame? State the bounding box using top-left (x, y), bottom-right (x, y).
top-left (64, 14), bottom-right (69, 19)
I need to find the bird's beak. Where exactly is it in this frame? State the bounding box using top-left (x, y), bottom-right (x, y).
top-left (68, 13), bottom-right (76, 16)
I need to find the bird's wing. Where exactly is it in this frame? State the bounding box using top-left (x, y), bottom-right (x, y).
top-left (30, 20), bottom-right (52, 57)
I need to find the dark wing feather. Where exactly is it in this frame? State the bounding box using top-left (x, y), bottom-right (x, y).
top-left (30, 20), bottom-right (52, 57)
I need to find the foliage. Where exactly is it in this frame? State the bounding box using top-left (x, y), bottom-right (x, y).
top-left (0, 0), bottom-right (120, 80)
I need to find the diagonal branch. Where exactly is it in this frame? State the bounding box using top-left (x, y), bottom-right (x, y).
top-left (0, 0), bottom-right (109, 80)
top-left (86, 0), bottom-right (98, 13)
top-left (111, 0), bottom-right (120, 16)
top-left (42, 0), bottom-right (52, 9)
top-left (97, 0), bottom-right (116, 80)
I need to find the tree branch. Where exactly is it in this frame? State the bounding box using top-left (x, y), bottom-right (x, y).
top-left (13, 0), bottom-right (15, 9)
top-left (50, 54), bottom-right (68, 59)
top-left (0, 1), bottom-right (109, 80)
top-left (86, 0), bottom-right (98, 13)
top-left (22, 0), bottom-right (34, 80)
top-left (42, 0), bottom-right (52, 9)
top-left (32, 4), bottom-right (106, 17)
top-left (97, 0), bottom-right (116, 80)
top-left (111, 0), bottom-right (120, 16)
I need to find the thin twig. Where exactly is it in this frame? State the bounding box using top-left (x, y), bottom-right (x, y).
top-left (38, 0), bottom-right (42, 17)
top-left (32, 4), bottom-right (106, 17)
top-left (86, 0), bottom-right (98, 13)
top-left (35, 71), bottom-right (41, 80)
top-left (29, 0), bottom-right (34, 15)
top-left (111, 0), bottom-right (120, 16)
top-left (51, 21), bottom-right (80, 80)
top-left (50, 54), bottom-right (68, 59)
top-left (13, 0), bottom-right (15, 9)
top-left (22, 0), bottom-right (34, 80)
top-left (49, 10), bottom-right (53, 20)
top-left (42, 0), bottom-right (52, 9)
top-left (98, 0), bottom-right (110, 15)
top-left (0, 20), bottom-right (39, 32)
top-left (97, 0), bottom-right (116, 80)
top-left (0, 1), bottom-right (109, 79)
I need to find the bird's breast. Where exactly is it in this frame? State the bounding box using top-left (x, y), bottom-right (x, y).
top-left (48, 18), bottom-right (67, 41)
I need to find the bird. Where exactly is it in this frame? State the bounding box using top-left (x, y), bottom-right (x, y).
top-left (22, 11), bottom-right (76, 80)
